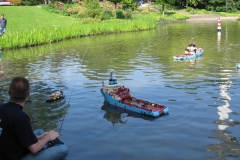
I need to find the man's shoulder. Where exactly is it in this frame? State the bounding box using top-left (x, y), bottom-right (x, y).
top-left (0, 102), bottom-right (26, 118)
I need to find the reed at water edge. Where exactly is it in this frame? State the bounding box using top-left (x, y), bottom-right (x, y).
top-left (0, 18), bottom-right (156, 50)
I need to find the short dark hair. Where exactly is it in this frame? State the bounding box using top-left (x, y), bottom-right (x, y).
top-left (1, 14), bottom-right (4, 16)
top-left (9, 77), bottom-right (30, 102)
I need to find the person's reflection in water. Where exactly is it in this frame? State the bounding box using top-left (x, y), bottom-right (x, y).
top-left (0, 51), bottom-right (3, 74)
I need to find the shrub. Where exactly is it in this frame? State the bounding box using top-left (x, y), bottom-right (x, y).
top-left (84, 0), bottom-right (103, 18)
top-left (82, 17), bottom-right (101, 23)
top-left (132, 10), bottom-right (139, 14)
top-left (141, 8), bottom-right (150, 14)
top-left (124, 10), bottom-right (132, 19)
top-left (67, 7), bottom-right (83, 14)
top-left (121, 0), bottom-right (137, 11)
top-left (116, 10), bottom-right (125, 19)
top-left (102, 9), bottom-right (114, 20)
top-left (8, 0), bottom-right (22, 5)
top-left (186, 7), bottom-right (193, 12)
top-left (78, 9), bottom-right (86, 18)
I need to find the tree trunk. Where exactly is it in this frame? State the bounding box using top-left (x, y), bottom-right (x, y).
top-left (162, 4), bottom-right (165, 16)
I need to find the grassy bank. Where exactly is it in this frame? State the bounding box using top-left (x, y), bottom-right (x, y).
top-left (0, 5), bottom-right (189, 50)
top-left (0, 6), bottom-right (80, 31)
top-left (0, 6), bottom-right (160, 50)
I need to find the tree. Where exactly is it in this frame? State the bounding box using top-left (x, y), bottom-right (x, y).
top-left (84, 0), bottom-right (103, 18)
top-left (108, 0), bottom-right (122, 9)
top-left (155, 0), bottom-right (175, 16)
top-left (121, 0), bottom-right (137, 11)
top-left (185, 0), bottom-right (201, 7)
top-left (207, 0), bottom-right (236, 12)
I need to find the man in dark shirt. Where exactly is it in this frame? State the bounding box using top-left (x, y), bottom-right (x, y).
top-left (0, 77), bottom-right (69, 160)
top-left (0, 14), bottom-right (7, 36)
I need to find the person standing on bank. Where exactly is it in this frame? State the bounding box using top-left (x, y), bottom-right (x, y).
top-left (0, 14), bottom-right (7, 36)
top-left (0, 77), bottom-right (69, 160)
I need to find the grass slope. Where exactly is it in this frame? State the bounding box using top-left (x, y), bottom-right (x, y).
top-left (0, 6), bottom-right (80, 31)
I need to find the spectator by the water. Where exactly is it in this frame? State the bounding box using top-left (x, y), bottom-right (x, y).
top-left (0, 77), bottom-right (69, 160)
top-left (0, 14), bottom-right (7, 36)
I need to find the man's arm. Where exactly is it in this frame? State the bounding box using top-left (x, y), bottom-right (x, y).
top-left (36, 132), bottom-right (48, 140)
top-left (28, 130), bottom-right (59, 153)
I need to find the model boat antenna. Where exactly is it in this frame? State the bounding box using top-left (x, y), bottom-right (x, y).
top-left (108, 70), bottom-right (118, 85)
top-left (109, 71), bottom-right (114, 80)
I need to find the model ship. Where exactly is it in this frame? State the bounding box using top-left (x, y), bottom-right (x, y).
top-left (46, 91), bottom-right (64, 102)
top-left (100, 71), bottom-right (169, 117)
top-left (173, 38), bottom-right (204, 60)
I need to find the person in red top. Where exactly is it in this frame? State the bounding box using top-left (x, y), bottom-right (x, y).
top-left (0, 77), bottom-right (69, 160)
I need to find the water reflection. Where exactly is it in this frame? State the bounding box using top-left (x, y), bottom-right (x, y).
top-left (217, 32), bottom-right (221, 52)
top-left (174, 56), bottom-right (203, 69)
top-left (24, 84), bottom-right (69, 131)
top-left (0, 21), bottom-right (240, 159)
top-left (206, 79), bottom-right (240, 159)
top-left (101, 101), bottom-right (159, 125)
top-left (0, 51), bottom-right (3, 75)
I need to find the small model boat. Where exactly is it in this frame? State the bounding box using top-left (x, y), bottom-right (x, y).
top-left (46, 91), bottom-right (64, 102)
top-left (173, 38), bottom-right (204, 60)
top-left (100, 72), bottom-right (169, 117)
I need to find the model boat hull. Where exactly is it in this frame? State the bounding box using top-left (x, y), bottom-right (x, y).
top-left (100, 88), bottom-right (169, 117)
top-left (173, 50), bottom-right (204, 60)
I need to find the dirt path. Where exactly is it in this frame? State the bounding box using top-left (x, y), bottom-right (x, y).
top-left (175, 10), bottom-right (238, 21)
top-left (141, 5), bottom-right (239, 22)
top-left (187, 14), bottom-right (238, 22)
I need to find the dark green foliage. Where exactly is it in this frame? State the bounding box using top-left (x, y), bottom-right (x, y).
top-left (102, 10), bottom-right (114, 20)
top-left (108, 0), bottom-right (122, 9)
top-left (42, 5), bottom-right (69, 16)
top-left (84, 0), bottom-right (103, 18)
top-left (206, 0), bottom-right (237, 12)
top-left (116, 10), bottom-right (125, 19)
top-left (22, 0), bottom-right (42, 5)
top-left (121, 0), bottom-right (137, 11)
top-left (115, 9), bottom-right (132, 19)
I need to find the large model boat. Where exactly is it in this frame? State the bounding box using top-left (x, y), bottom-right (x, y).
top-left (173, 39), bottom-right (204, 60)
top-left (100, 72), bottom-right (169, 117)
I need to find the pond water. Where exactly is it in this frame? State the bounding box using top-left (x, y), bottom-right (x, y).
top-left (0, 20), bottom-right (240, 160)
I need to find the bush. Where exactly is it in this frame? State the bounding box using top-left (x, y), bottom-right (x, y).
top-left (67, 7), bottom-right (83, 14)
top-left (125, 10), bottom-right (132, 19)
top-left (189, 9), bottom-right (210, 14)
top-left (141, 8), bottom-right (150, 14)
top-left (116, 10), bottom-right (125, 19)
top-left (84, 0), bottom-right (103, 18)
top-left (82, 17), bottom-right (101, 23)
top-left (102, 9), bottom-right (114, 20)
top-left (186, 7), bottom-right (193, 12)
top-left (121, 0), bottom-right (137, 11)
top-left (8, 0), bottom-right (22, 5)
top-left (132, 10), bottom-right (140, 14)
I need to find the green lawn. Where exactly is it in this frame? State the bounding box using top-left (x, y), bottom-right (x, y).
top-left (1, 6), bottom-right (81, 31)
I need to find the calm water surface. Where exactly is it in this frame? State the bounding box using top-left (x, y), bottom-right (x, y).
top-left (0, 20), bottom-right (240, 160)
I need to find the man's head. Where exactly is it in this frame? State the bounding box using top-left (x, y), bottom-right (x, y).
top-left (8, 77), bottom-right (30, 103)
top-left (1, 14), bottom-right (4, 19)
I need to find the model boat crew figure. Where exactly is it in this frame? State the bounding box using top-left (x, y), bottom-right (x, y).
top-left (100, 71), bottom-right (169, 117)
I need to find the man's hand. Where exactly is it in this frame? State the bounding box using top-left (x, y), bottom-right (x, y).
top-left (28, 130), bottom-right (60, 153)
